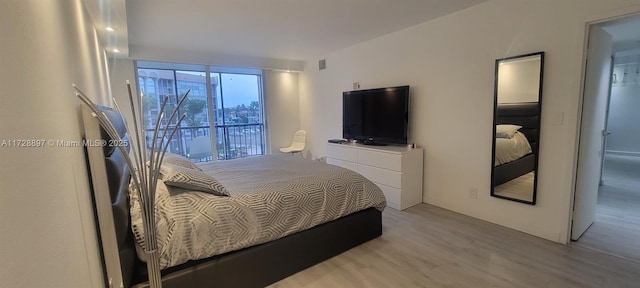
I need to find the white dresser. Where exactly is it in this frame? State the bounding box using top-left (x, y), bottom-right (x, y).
top-left (326, 143), bottom-right (423, 210)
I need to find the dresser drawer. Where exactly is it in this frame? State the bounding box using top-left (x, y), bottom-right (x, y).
top-left (358, 149), bottom-right (402, 171)
top-left (326, 144), bottom-right (357, 162)
top-left (326, 143), bottom-right (423, 211)
top-left (358, 164), bottom-right (402, 188)
top-left (376, 182), bottom-right (401, 210)
top-left (326, 157), bottom-right (358, 172)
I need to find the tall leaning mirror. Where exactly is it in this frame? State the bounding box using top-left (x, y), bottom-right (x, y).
top-left (491, 52), bottom-right (544, 205)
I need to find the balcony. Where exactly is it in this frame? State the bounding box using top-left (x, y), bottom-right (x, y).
top-left (145, 123), bottom-right (265, 161)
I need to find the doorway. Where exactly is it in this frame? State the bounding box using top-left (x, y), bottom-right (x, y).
top-left (577, 154), bottom-right (640, 262)
top-left (572, 14), bottom-right (640, 263)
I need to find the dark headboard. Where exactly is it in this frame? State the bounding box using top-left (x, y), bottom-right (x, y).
top-left (83, 105), bottom-right (137, 288)
top-left (496, 102), bottom-right (540, 153)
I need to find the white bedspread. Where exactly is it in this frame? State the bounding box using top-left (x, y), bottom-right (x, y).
top-left (495, 131), bottom-right (532, 166)
top-left (130, 154), bottom-right (386, 269)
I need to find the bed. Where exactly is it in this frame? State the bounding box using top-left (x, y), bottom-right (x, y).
top-left (82, 105), bottom-right (385, 288)
top-left (492, 102), bottom-right (540, 186)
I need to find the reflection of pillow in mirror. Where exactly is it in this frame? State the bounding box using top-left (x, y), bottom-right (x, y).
top-left (496, 124), bottom-right (522, 139)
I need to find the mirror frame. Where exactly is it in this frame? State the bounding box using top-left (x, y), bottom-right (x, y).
top-left (490, 51), bottom-right (544, 205)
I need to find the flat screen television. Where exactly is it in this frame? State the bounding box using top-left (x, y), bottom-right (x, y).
top-left (343, 85), bottom-right (409, 145)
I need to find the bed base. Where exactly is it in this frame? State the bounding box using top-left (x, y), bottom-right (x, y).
top-left (133, 208), bottom-right (381, 288)
top-left (493, 153), bottom-right (534, 186)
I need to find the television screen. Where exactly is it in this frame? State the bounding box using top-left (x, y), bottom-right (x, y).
top-left (343, 85), bottom-right (409, 145)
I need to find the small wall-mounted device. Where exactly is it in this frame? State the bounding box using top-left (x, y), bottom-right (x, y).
top-left (353, 82), bottom-right (360, 89)
top-left (319, 59), bottom-right (326, 70)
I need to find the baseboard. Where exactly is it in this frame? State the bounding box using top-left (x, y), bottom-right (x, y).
top-left (605, 150), bottom-right (640, 158)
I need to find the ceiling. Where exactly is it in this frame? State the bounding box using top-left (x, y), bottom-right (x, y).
top-left (86, 1), bottom-right (640, 65)
top-left (83, 0), bottom-right (129, 55)
top-left (601, 14), bottom-right (640, 56)
top-left (121, 0), bottom-right (487, 62)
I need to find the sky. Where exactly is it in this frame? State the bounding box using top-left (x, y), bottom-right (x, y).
top-left (145, 69), bottom-right (261, 108)
top-left (219, 73), bottom-right (260, 108)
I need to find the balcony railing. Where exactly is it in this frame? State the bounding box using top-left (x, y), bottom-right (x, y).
top-left (144, 123), bottom-right (265, 161)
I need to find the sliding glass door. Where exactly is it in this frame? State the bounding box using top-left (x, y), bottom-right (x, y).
top-left (215, 73), bottom-right (264, 160)
top-left (137, 65), bottom-right (265, 161)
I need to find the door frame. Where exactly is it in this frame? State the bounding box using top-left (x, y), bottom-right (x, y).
top-left (568, 9), bottom-right (640, 243)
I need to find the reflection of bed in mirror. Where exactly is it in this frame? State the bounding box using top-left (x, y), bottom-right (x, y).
top-left (493, 102), bottom-right (539, 186)
top-left (491, 51), bottom-right (543, 205)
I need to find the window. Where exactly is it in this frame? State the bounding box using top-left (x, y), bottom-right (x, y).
top-left (136, 64), bottom-right (265, 161)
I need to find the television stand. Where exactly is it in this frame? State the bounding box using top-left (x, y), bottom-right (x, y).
top-left (326, 143), bottom-right (424, 210)
top-left (361, 140), bottom-right (387, 146)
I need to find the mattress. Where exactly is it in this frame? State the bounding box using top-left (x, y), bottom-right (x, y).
top-left (495, 131), bottom-right (532, 166)
top-left (130, 154), bottom-right (386, 269)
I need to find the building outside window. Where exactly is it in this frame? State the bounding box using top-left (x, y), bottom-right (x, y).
top-left (137, 65), bottom-right (265, 161)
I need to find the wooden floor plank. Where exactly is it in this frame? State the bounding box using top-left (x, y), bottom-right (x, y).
top-left (574, 155), bottom-right (640, 263)
top-left (271, 202), bottom-right (640, 288)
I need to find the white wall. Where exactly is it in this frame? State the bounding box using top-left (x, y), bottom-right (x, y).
top-left (497, 57), bottom-right (541, 103)
top-left (109, 58), bottom-right (140, 130)
top-left (299, 0), bottom-right (640, 243)
top-left (0, 1), bottom-right (111, 287)
top-left (263, 70), bottom-right (301, 155)
top-left (129, 45), bottom-right (304, 72)
top-left (606, 61), bottom-right (640, 156)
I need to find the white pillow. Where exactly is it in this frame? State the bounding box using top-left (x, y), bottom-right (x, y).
top-left (159, 163), bottom-right (229, 196)
top-left (496, 124), bottom-right (522, 139)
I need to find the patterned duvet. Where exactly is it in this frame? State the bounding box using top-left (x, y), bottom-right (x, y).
top-left (495, 131), bottom-right (532, 166)
top-left (131, 154), bottom-right (386, 269)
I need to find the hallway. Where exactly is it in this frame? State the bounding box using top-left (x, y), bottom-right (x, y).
top-left (574, 155), bottom-right (640, 262)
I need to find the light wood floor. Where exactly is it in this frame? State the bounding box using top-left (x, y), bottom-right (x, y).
top-left (494, 172), bottom-right (535, 202)
top-left (270, 204), bottom-right (640, 288)
top-left (574, 155), bottom-right (640, 263)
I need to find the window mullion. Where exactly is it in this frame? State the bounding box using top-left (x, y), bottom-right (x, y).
top-left (217, 72), bottom-right (230, 159)
top-left (205, 67), bottom-right (217, 160)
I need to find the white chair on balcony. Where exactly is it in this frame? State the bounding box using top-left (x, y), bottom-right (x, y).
top-left (280, 130), bottom-right (306, 156)
top-left (188, 136), bottom-right (212, 162)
